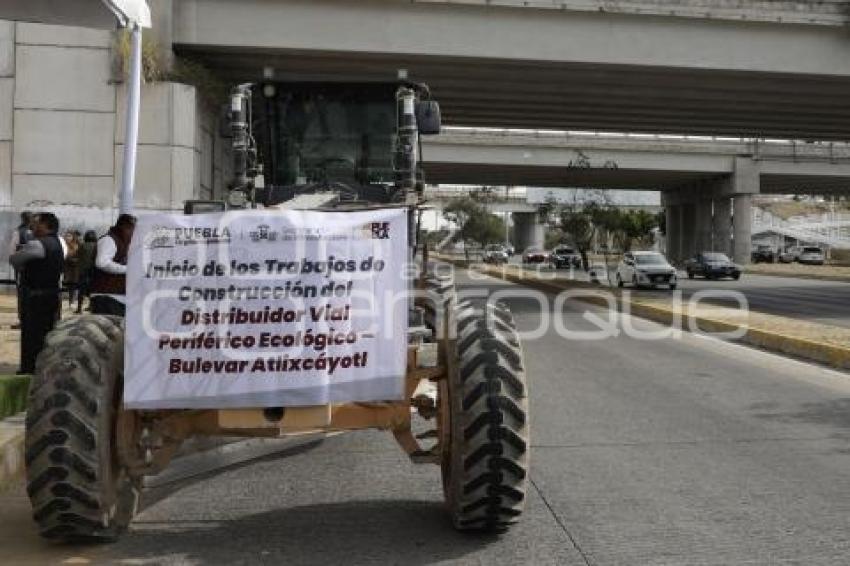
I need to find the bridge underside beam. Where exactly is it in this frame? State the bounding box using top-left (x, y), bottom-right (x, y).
top-left (423, 163), bottom-right (715, 190)
top-left (761, 175), bottom-right (850, 195)
top-left (423, 162), bottom-right (850, 196)
top-left (175, 0), bottom-right (850, 140)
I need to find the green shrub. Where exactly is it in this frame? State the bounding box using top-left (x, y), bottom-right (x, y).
top-left (0, 375), bottom-right (30, 419)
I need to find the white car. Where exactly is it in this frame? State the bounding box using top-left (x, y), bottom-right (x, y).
top-left (482, 244), bottom-right (509, 264)
top-left (616, 251), bottom-right (678, 289)
top-left (798, 246), bottom-right (825, 265)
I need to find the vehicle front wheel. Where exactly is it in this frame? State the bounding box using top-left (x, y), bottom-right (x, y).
top-left (443, 299), bottom-right (529, 532)
top-left (25, 315), bottom-right (139, 542)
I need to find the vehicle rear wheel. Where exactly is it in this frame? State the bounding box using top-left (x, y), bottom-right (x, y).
top-left (25, 315), bottom-right (139, 542)
top-left (442, 298), bottom-right (529, 532)
top-left (423, 266), bottom-right (456, 336)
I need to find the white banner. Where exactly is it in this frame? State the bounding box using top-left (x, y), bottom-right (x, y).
top-left (124, 208), bottom-right (409, 409)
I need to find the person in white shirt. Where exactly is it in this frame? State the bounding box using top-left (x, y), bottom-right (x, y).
top-left (89, 214), bottom-right (135, 316)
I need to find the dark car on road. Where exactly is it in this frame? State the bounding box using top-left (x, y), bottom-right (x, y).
top-left (685, 252), bottom-right (742, 280)
top-left (751, 245), bottom-right (775, 264)
top-left (522, 247), bottom-right (548, 264)
top-left (549, 245), bottom-right (582, 269)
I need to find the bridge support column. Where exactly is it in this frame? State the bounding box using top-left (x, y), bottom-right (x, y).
top-left (730, 157), bottom-right (759, 265)
top-left (665, 203), bottom-right (681, 264)
top-left (713, 196), bottom-right (732, 257)
top-left (694, 198), bottom-right (713, 255)
top-left (680, 202), bottom-right (697, 262)
top-left (513, 212), bottom-right (544, 253)
top-left (733, 195), bottom-right (753, 265)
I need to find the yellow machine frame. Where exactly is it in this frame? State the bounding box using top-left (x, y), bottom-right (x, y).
top-left (116, 274), bottom-right (454, 478)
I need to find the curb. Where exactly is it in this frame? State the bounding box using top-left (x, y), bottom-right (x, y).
top-left (439, 256), bottom-right (850, 371)
top-left (743, 270), bottom-right (850, 284)
top-left (0, 413), bottom-right (25, 493)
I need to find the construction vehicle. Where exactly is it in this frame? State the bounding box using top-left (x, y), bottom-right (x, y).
top-left (24, 78), bottom-right (529, 541)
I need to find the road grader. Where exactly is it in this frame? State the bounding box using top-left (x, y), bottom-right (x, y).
top-left (24, 78), bottom-right (529, 541)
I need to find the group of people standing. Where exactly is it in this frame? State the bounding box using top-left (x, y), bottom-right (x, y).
top-left (8, 211), bottom-right (135, 374)
top-left (58, 228), bottom-right (98, 314)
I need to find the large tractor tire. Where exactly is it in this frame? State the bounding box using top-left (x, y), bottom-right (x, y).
top-left (25, 314), bottom-right (139, 542)
top-left (422, 263), bottom-right (456, 337)
top-left (442, 298), bottom-right (530, 531)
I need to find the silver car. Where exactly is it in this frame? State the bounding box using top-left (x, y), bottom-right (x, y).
top-left (616, 251), bottom-right (678, 289)
top-left (798, 246), bottom-right (825, 265)
top-left (482, 244), bottom-right (509, 264)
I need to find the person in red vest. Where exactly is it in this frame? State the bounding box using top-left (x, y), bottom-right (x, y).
top-left (89, 214), bottom-right (136, 317)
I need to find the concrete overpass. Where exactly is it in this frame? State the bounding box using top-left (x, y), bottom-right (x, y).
top-left (422, 128), bottom-right (850, 262)
top-left (422, 190), bottom-right (543, 251)
top-left (173, 0), bottom-right (850, 140)
top-left (163, 0), bottom-right (850, 263)
top-left (422, 129), bottom-right (850, 194)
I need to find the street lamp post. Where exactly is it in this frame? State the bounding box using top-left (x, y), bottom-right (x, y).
top-left (119, 22), bottom-right (143, 214)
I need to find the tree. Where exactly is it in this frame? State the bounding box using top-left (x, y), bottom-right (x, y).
top-left (559, 201), bottom-right (599, 271)
top-left (589, 206), bottom-right (621, 251)
top-left (466, 212), bottom-right (505, 247)
top-left (624, 210), bottom-right (659, 251)
top-left (545, 228), bottom-right (565, 250)
top-left (443, 197), bottom-right (505, 259)
top-left (537, 195), bottom-right (559, 224)
top-left (422, 229), bottom-right (449, 249)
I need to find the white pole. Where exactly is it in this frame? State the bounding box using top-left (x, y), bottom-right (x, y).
top-left (119, 23), bottom-right (142, 214)
top-left (505, 186), bottom-right (510, 248)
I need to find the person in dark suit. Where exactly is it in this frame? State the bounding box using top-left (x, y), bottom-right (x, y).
top-left (9, 213), bottom-right (64, 374)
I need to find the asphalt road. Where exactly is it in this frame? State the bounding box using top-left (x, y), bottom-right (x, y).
top-left (521, 260), bottom-right (850, 329)
top-left (4, 268), bottom-right (850, 564)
